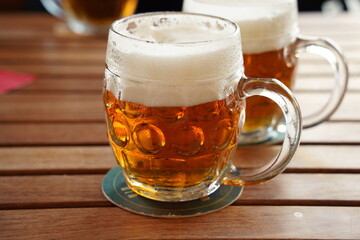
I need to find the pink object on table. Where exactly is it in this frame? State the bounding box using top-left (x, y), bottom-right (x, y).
top-left (0, 69), bottom-right (35, 94)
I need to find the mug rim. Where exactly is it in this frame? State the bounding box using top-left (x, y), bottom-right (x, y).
top-left (109, 11), bottom-right (240, 45)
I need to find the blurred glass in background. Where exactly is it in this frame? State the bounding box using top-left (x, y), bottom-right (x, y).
top-left (39, 0), bottom-right (139, 35)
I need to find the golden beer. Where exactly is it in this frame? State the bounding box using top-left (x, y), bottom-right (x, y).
top-left (243, 42), bottom-right (297, 131)
top-left (62, 0), bottom-right (138, 26)
top-left (104, 90), bottom-right (243, 188)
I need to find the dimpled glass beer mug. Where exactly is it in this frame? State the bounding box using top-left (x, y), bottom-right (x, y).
top-left (40, 0), bottom-right (138, 35)
top-left (103, 12), bottom-right (302, 202)
top-left (183, 0), bottom-right (348, 144)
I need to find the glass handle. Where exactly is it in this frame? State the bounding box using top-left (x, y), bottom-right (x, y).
top-left (223, 77), bottom-right (302, 186)
top-left (295, 35), bottom-right (349, 128)
top-left (40, 0), bottom-right (64, 18)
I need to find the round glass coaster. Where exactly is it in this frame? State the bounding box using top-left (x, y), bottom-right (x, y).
top-left (102, 166), bottom-right (243, 218)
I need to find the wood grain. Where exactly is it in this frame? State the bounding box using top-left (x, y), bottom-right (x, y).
top-left (0, 93), bottom-right (104, 122)
top-left (0, 146), bottom-right (116, 174)
top-left (18, 76), bottom-right (103, 92)
top-left (0, 206), bottom-right (359, 240)
top-left (0, 123), bottom-right (107, 145)
top-left (301, 122), bottom-right (360, 144)
top-left (0, 173), bottom-right (359, 209)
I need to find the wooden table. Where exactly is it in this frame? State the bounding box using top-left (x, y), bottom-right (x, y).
top-left (0, 13), bottom-right (359, 239)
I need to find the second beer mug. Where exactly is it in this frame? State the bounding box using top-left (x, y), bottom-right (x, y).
top-left (103, 12), bottom-right (302, 202)
top-left (183, 0), bottom-right (349, 144)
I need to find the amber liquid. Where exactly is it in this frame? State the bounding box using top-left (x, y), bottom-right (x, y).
top-left (104, 90), bottom-right (243, 189)
top-left (243, 42), bottom-right (297, 132)
top-left (62, 0), bottom-right (138, 26)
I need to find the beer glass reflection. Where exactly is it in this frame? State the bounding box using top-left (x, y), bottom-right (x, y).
top-left (103, 12), bottom-right (302, 202)
top-left (183, 0), bottom-right (348, 144)
top-left (41, 0), bottom-right (138, 35)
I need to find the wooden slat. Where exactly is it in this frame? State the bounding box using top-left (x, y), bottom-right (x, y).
top-left (0, 146), bottom-right (116, 174)
top-left (298, 30), bottom-right (360, 39)
top-left (0, 175), bottom-right (107, 209)
top-left (0, 206), bottom-right (359, 239)
top-left (0, 13), bottom-right (58, 27)
top-left (1, 145), bottom-right (359, 174)
top-left (0, 38), bottom-right (107, 48)
top-left (0, 93), bottom-right (104, 122)
top-left (0, 48), bottom-right (105, 63)
top-left (296, 62), bottom-right (360, 77)
top-left (301, 122), bottom-right (360, 144)
top-left (294, 76), bottom-right (360, 92)
top-left (18, 76), bottom-right (103, 92)
top-left (0, 122), bottom-right (359, 146)
top-left (235, 145), bottom-right (360, 173)
top-left (0, 64), bottom-right (104, 77)
top-left (241, 173), bottom-right (360, 205)
top-left (299, 13), bottom-right (360, 25)
top-left (0, 173), bottom-right (359, 209)
top-left (295, 92), bottom-right (359, 121)
top-left (0, 123), bottom-right (107, 146)
top-left (0, 14), bottom-right (109, 41)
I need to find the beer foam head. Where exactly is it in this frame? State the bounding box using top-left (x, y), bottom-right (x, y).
top-left (106, 12), bottom-right (243, 107)
top-left (183, 0), bottom-right (298, 54)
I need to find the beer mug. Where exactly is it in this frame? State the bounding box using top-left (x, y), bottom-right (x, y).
top-left (103, 12), bottom-right (302, 202)
top-left (40, 0), bottom-right (138, 35)
top-left (183, 0), bottom-right (348, 144)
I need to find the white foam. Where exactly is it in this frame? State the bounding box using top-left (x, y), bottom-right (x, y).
top-left (183, 0), bottom-right (298, 54)
top-left (105, 13), bottom-right (243, 107)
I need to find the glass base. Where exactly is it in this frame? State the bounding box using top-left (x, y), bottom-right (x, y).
top-left (123, 171), bottom-right (222, 202)
top-left (102, 166), bottom-right (244, 218)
